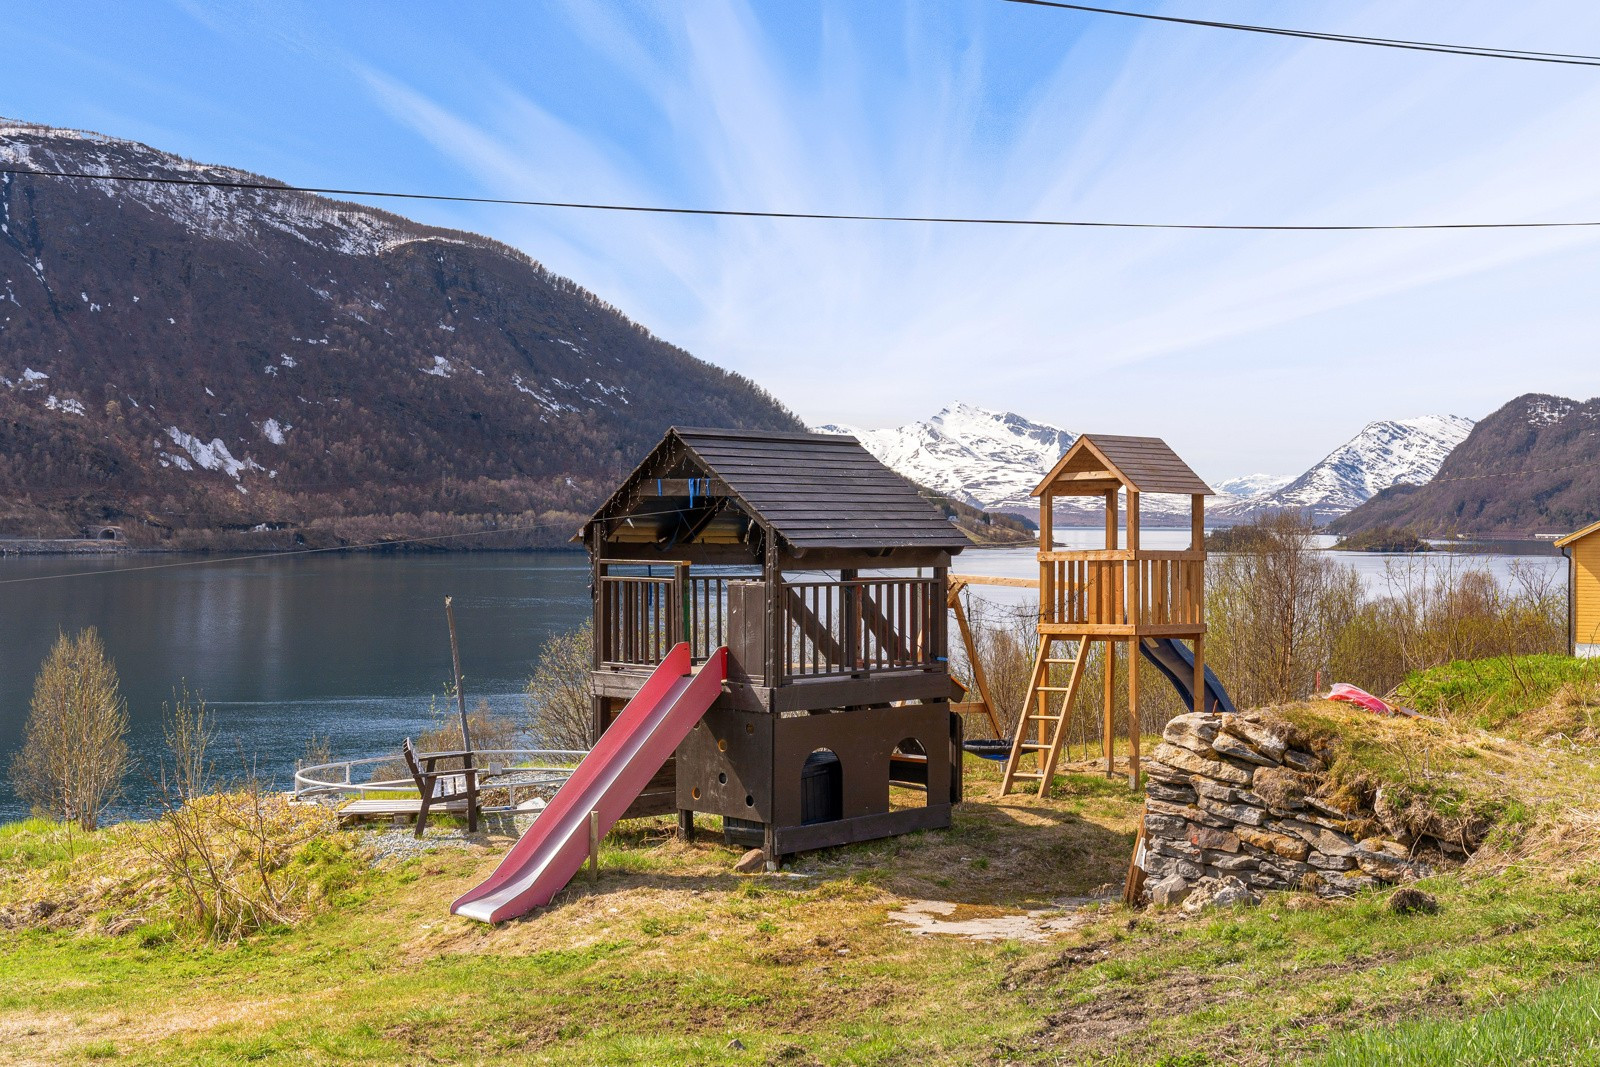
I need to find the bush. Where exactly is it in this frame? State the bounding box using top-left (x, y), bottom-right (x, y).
top-left (525, 621), bottom-right (595, 750)
top-left (8, 628), bottom-right (131, 830)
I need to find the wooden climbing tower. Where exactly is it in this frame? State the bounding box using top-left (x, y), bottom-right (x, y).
top-left (1001, 435), bottom-right (1213, 796)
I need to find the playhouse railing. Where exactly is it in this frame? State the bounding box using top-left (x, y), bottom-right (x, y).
top-left (1038, 550), bottom-right (1204, 630)
top-left (779, 576), bottom-right (943, 680)
top-left (598, 562), bottom-right (748, 668)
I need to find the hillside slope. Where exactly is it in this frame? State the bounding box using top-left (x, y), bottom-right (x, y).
top-left (0, 119), bottom-right (802, 546)
top-left (1330, 394), bottom-right (1600, 536)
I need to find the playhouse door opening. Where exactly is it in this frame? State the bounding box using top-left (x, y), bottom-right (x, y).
top-left (890, 737), bottom-right (932, 808)
top-left (801, 749), bottom-right (843, 824)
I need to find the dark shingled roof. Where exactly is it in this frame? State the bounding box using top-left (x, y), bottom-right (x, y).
top-left (585, 427), bottom-right (970, 551)
top-left (1034, 433), bottom-right (1213, 496)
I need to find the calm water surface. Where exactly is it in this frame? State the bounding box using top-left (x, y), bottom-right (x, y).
top-left (0, 535), bottom-right (1563, 823)
top-left (0, 552), bottom-right (591, 821)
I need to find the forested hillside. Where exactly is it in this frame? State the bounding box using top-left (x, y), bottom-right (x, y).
top-left (1330, 393), bottom-right (1600, 536)
top-left (0, 119), bottom-right (802, 547)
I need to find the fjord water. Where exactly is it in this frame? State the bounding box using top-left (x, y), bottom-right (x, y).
top-left (0, 538), bottom-right (1562, 823)
top-left (0, 552), bottom-right (592, 822)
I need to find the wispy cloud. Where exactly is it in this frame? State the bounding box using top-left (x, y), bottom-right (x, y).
top-left (353, 0), bottom-right (1600, 474)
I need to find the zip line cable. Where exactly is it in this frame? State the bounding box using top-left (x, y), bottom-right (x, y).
top-left (998, 0), bottom-right (1600, 68)
top-left (4, 165), bottom-right (1600, 232)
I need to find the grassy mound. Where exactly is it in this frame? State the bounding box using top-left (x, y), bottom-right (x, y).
top-left (1398, 654), bottom-right (1600, 740)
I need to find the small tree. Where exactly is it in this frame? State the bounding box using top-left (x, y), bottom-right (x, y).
top-left (161, 681), bottom-right (214, 802)
top-left (9, 628), bottom-right (130, 830)
top-left (525, 621), bottom-right (595, 750)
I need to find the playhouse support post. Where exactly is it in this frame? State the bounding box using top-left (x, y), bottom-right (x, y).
top-left (1127, 635), bottom-right (1141, 789)
top-left (1192, 633), bottom-right (1205, 715)
top-left (677, 808), bottom-right (696, 843)
top-left (1103, 639), bottom-right (1116, 778)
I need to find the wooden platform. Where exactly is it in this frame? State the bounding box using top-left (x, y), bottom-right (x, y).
top-left (337, 798), bottom-right (468, 825)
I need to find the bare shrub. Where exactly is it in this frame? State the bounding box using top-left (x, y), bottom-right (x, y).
top-left (8, 628), bottom-right (130, 830)
top-left (525, 620), bottom-right (595, 750)
top-left (1206, 513), bottom-right (1361, 707)
top-left (161, 682), bottom-right (214, 802)
top-left (137, 778), bottom-right (337, 942)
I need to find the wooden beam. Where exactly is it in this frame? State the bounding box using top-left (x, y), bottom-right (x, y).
top-left (1127, 635), bottom-right (1141, 788)
top-left (1104, 490), bottom-right (1117, 550)
top-left (950, 592), bottom-right (1003, 739)
top-left (1191, 493), bottom-right (1205, 552)
top-left (1103, 638), bottom-right (1115, 778)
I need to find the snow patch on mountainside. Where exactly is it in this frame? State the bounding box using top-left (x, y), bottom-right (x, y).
top-left (818, 403), bottom-right (1074, 509)
top-left (1216, 473), bottom-right (1293, 500)
top-left (0, 118), bottom-right (468, 258)
top-left (1218, 415), bottom-right (1475, 521)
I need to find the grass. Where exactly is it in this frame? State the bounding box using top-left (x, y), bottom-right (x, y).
top-left (1399, 654), bottom-right (1600, 738)
top-left (5, 669), bottom-right (1600, 1064)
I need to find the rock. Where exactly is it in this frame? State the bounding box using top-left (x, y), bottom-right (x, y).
top-left (1148, 837), bottom-right (1203, 861)
top-left (1143, 852), bottom-right (1179, 879)
top-left (1210, 732), bottom-right (1278, 766)
top-left (1197, 797), bottom-right (1268, 826)
top-left (1141, 760), bottom-right (1190, 784)
top-left (1306, 851), bottom-right (1356, 871)
top-left (1305, 795), bottom-right (1358, 819)
top-left (1194, 778), bottom-right (1240, 802)
top-left (1204, 851), bottom-right (1259, 873)
top-left (1188, 826), bottom-right (1241, 853)
top-left (1145, 798), bottom-right (1207, 823)
top-left (1388, 887), bottom-right (1439, 915)
top-left (1163, 713), bottom-right (1220, 749)
top-left (1279, 819), bottom-right (1360, 858)
top-left (1151, 743), bottom-right (1254, 786)
top-left (1220, 714), bottom-right (1288, 761)
top-left (1282, 749), bottom-right (1325, 773)
top-left (1250, 767), bottom-right (1319, 811)
top-left (1181, 875), bottom-right (1259, 914)
top-left (734, 848), bottom-right (766, 873)
top-left (728, 1039), bottom-right (746, 1051)
top-left (1148, 874), bottom-right (1192, 907)
top-left (1235, 826), bottom-right (1311, 862)
top-left (1314, 869), bottom-right (1380, 897)
top-left (1147, 781), bottom-right (1198, 805)
top-left (1358, 837), bottom-right (1411, 859)
top-left (1355, 851), bottom-right (1432, 883)
top-left (1142, 813), bottom-right (1189, 838)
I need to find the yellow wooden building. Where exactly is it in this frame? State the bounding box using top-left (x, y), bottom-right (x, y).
top-left (1557, 520), bottom-right (1600, 657)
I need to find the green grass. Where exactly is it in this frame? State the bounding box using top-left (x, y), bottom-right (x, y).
top-left (5, 687), bottom-right (1600, 1064)
top-left (1399, 654), bottom-right (1600, 735)
top-left (1307, 975), bottom-right (1600, 1066)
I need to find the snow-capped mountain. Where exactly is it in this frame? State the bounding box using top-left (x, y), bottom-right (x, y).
top-left (1217, 415), bottom-right (1476, 522)
top-left (1215, 473), bottom-right (1293, 500)
top-left (817, 404), bottom-right (1075, 510)
top-left (821, 405), bottom-right (1472, 526)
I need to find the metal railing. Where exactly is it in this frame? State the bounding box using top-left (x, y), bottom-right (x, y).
top-left (293, 748), bottom-right (587, 811)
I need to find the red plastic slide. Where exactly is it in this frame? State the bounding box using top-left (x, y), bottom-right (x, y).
top-left (452, 644), bottom-right (727, 924)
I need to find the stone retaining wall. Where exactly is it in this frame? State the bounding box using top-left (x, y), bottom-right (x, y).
top-left (1140, 710), bottom-right (1432, 904)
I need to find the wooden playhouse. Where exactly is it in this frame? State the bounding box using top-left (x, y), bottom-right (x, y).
top-left (577, 427), bottom-right (970, 863)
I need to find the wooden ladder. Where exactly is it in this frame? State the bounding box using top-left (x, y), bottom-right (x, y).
top-left (1000, 636), bottom-right (1091, 798)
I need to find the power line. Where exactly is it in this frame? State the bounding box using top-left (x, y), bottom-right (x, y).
top-left (4, 164), bottom-right (1600, 233)
top-left (999, 0), bottom-right (1600, 68)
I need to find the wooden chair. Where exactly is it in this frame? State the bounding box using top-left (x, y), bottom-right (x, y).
top-left (401, 738), bottom-right (480, 837)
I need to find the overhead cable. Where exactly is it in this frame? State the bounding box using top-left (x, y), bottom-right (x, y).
top-left (3, 165), bottom-right (1599, 232)
top-left (999, 0), bottom-right (1600, 68)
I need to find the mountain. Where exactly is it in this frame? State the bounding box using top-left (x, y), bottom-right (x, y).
top-left (816, 403), bottom-right (1075, 511)
top-left (1215, 473), bottom-right (1293, 500)
top-left (1329, 394), bottom-right (1600, 537)
top-left (821, 405), bottom-right (1469, 528)
top-left (0, 119), bottom-right (803, 546)
top-left (1217, 415), bottom-right (1475, 524)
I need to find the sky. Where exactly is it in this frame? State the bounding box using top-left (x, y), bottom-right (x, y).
top-left (4, 0), bottom-right (1600, 480)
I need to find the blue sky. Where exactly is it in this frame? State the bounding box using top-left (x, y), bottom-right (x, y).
top-left (5, 0), bottom-right (1600, 478)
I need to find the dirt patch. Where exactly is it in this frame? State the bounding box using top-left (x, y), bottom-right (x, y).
top-left (887, 898), bottom-right (1107, 943)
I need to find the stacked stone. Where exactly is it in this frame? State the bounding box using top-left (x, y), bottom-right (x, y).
top-left (1141, 711), bottom-right (1429, 903)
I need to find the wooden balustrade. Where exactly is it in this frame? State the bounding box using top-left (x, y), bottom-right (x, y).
top-left (1038, 551), bottom-right (1203, 630)
top-left (779, 577), bottom-right (943, 680)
